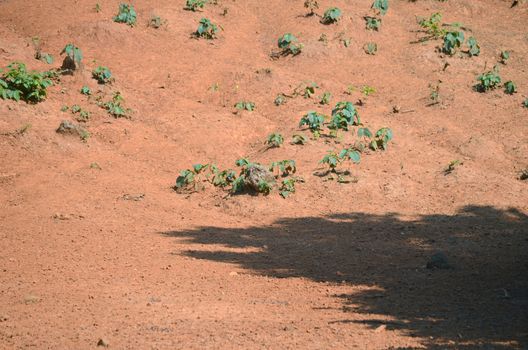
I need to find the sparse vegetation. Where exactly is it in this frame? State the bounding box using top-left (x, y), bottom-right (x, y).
top-left (504, 81), bottom-right (517, 95)
top-left (0, 62), bottom-right (52, 103)
top-left (329, 102), bottom-right (361, 131)
top-left (60, 44), bottom-right (83, 72)
top-left (276, 33), bottom-right (303, 57)
top-left (476, 67), bottom-right (501, 92)
top-left (372, 0), bottom-right (389, 15)
top-left (321, 7), bottom-right (342, 24)
top-left (442, 30), bottom-right (464, 55)
top-left (500, 50), bottom-right (510, 64)
top-left (80, 86), bottom-right (92, 95)
top-left (365, 16), bottom-right (381, 31)
top-left (196, 18), bottom-right (219, 39)
top-left (266, 133), bottom-right (284, 148)
top-left (101, 91), bottom-right (130, 118)
top-left (467, 37), bottom-right (480, 56)
top-left (291, 134), bottom-right (308, 145)
top-left (235, 101), bottom-right (255, 111)
top-left (320, 92), bottom-right (332, 105)
top-left (299, 111), bottom-right (325, 137)
top-left (364, 42), bottom-right (378, 55)
top-left (304, 0), bottom-right (319, 16)
top-left (92, 66), bottom-right (112, 84)
top-left (185, 0), bottom-right (208, 11)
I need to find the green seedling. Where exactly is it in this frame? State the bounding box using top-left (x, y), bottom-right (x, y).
top-left (523, 99), bottom-right (528, 108)
top-left (299, 111), bottom-right (325, 137)
top-left (94, 3), bottom-right (101, 12)
top-left (211, 166), bottom-right (237, 188)
top-left (329, 102), bottom-right (360, 131)
top-left (61, 44), bottom-right (83, 71)
top-left (266, 133), bottom-right (284, 148)
top-left (269, 160), bottom-right (296, 177)
top-left (443, 31), bottom-right (464, 55)
top-left (320, 92), bottom-right (332, 105)
top-left (500, 50), bottom-right (510, 64)
top-left (304, 0), bottom-right (319, 16)
top-left (185, 0), bottom-right (208, 11)
top-left (232, 159), bottom-right (275, 195)
top-left (103, 91), bottom-right (129, 117)
top-left (504, 81), bottom-right (517, 95)
top-left (372, 0), bottom-right (389, 15)
top-left (235, 101), bottom-right (255, 111)
top-left (321, 148), bottom-right (361, 173)
top-left (291, 134), bottom-right (308, 145)
top-left (364, 42), bottom-right (378, 55)
top-left (476, 67), bottom-right (501, 92)
top-left (80, 86), bottom-right (92, 95)
top-left (279, 177), bottom-right (303, 198)
top-left (444, 159), bottom-right (462, 175)
top-left (38, 53), bottom-right (54, 65)
top-left (365, 16), bottom-right (381, 31)
top-left (418, 13), bottom-right (446, 39)
top-left (361, 86), bottom-right (376, 96)
top-left (294, 81), bottom-right (318, 98)
top-left (149, 15), bottom-right (166, 28)
top-left (277, 33), bottom-right (303, 56)
top-left (0, 62), bottom-right (52, 103)
top-left (369, 127), bottom-right (393, 150)
top-left (92, 66), bottom-right (112, 84)
top-left (467, 37), bottom-right (480, 56)
top-left (321, 7), bottom-right (342, 24)
top-left (196, 18), bottom-right (219, 39)
top-left (114, 3), bottom-right (137, 26)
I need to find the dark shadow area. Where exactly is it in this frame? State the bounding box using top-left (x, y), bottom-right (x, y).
top-left (160, 206), bottom-right (528, 349)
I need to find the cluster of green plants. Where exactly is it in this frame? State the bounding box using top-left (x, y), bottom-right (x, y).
top-left (185, 0), bottom-right (208, 11)
top-left (235, 101), bottom-right (255, 111)
top-left (475, 66), bottom-right (502, 92)
top-left (0, 62), bottom-right (52, 103)
top-left (95, 91), bottom-right (130, 118)
top-left (114, 3), bottom-right (137, 26)
top-left (266, 133), bottom-right (284, 148)
top-left (62, 104), bottom-right (91, 122)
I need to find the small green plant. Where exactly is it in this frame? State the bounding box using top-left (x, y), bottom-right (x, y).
top-left (372, 0), bottom-right (389, 15)
top-left (418, 13), bottom-right (446, 39)
top-left (321, 148), bottom-right (361, 173)
top-left (476, 67), bottom-right (501, 92)
top-left (321, 7), bottom-right (342, 24)
top-left (80, 86), bottom-right (92, 95)
top-left (103, 91), bottom-right (129, 117)
top-left (442, 31), bottom-right (464, 55)
top-left (149, 15), bottom-right (166, 28)
top-left (500, 50), bottom-right (510, 64)
top-left (304, 0), bottom-right (319, 16)
top-left (361, 86), bottom-right (376, 96)
top-left (364, 42), bottom-right (378, 55)
top-left (185, 0), bottom-right (208, 11)
top-left (299, 111), bottom-right (325, 137)
top-left (329, 102), bottom-right (361, 131)
top-left (467, 37), bottom-right (480, 56)
top-left (291, 134), bottom-right (308, 145)
top-left (196, 18), bottom-right (219, 39)
top-left (0, 62), bottom-right (52, 103)
top-left (114, 3), bottom-right (137, 26)
top-left (174, 164), bottom-right (210, 192)
top-left (279, 177), bottom-right (303, 198)
top-left (61, 44), bottom-right (83, 71)
top-left (444, 159), bottom-right (462, 175)
top-left (365, 16), bottom-right (381, 31)
top-left (320, 91), bottom-right (332, 105)
top-left (369, 127), bottom-right (393, 150)
top-left (295, 81), bottom-right (318, 98)
top-left (266, 133), bottom-right (284, 148)
top-left (269, 160), bottom-right (296, 177)
top-left (523, 99), bottom-right (528, 108)
top-left (235, 101), bottom-right (255, 111)
top-left (211, 167), bottom-right (237, 188)
top-left (277, 33), bottom-right (303, 56)
top-left (504, 81), bottom-right (517, 95)
top-left (92, 66), bottom-right (112, 84)
top-left (68, 104), bottom-right (91, 122)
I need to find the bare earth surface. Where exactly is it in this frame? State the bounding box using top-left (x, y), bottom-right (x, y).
top-left (1, 0), bottom-right (527, 349)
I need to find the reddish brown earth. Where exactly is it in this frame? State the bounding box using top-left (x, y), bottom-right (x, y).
top-left (1, 0), bottom-right (528, 348)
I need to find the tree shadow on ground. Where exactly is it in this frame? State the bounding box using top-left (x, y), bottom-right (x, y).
top-left (160, 205), bottom-right (528, 349)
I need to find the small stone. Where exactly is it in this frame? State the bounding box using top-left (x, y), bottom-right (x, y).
top-left (97, 338), bottom-right (109, 347)
top-left (426, 252), bottom-right (452, 269)
top-left (23, 294), bottom-right (41, 304)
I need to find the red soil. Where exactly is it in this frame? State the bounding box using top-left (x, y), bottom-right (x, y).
top-left (1, 0), bottom-right (527, 348)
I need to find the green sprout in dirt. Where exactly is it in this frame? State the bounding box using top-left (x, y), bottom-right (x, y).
top-left (444, 159), bottom-right (462, 175)
top-left (211, 165), bottom-right (237, 188)
top-left (321, 7), bottom-right (342, 24)
top-left (276, 33), bottom-right (303, 57)
top-left (467, 37), bottom-right (480, 57)
top-left (299, 111), bottom-right (325, 138)
top-left (418, 13), bottom-right (446, 40)
top-left (279, 177), bottom-right (304, 198)
top-left (294, 81), bottom-right (318, 98)
top-left (361, 86), bottom-right (376, 97)
top-left (320, 91), bottom-right (332, 105)
top-left (365, 16), bottom-right (381, 31)
top-left (114, 3), bottom-right (137, 26)
top-left (304, 0), bottom-right (319, 16)
top-left (67, 104), bottom-right (91, 122)
top-left (80, 86), bottom-right (92, 95)
top-left (235, 101), bottom-right (255, 111)
top-left (61, 44), bottom-right (83, 71)
top-left (94, 3), bottom-right (102, 13)
top-left (196, 18), bottom-right (219, 39)
top-left (174, 163), bottom-right (211, 192)
top-left (185, 0), bottom-right (208, 11)
top-left (266, 133), bottom-right (284, 148)
top-left (475, 67), bottom-right (501, 92)
top-left (523, 99), bottom-right (528, 109)
top-left (269, 160), bottom-right (296, 177)
top-left (291, 134), bottom-right (308, 145)
top-left (320, 148), bottom-right (361, 176)
top-left (0, 62), bottom-right (52, 103)
top-left (92, 66), bottom-right (112, 84)
top-left (232, 158), bottom-right (276, 195)
top-left (369, 127), bottom-right (393, 150)
top-left (442, 30), bottom-right (464, 55)
top-left (329, 102), bottom-right (361, 131)
top-left (102, 91), bottom-right (130, 118)
top-left (504, 81), bottom-right (517, 95)
top-left (364, 42), bottom-right (378, 55)
top-left (500, 50), bottom-right (510, 64)
top-left (372, 0), bottom-right (389, 15)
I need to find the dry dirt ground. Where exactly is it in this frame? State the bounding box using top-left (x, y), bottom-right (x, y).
top-left (1, 0), bottom-right (528, 349)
